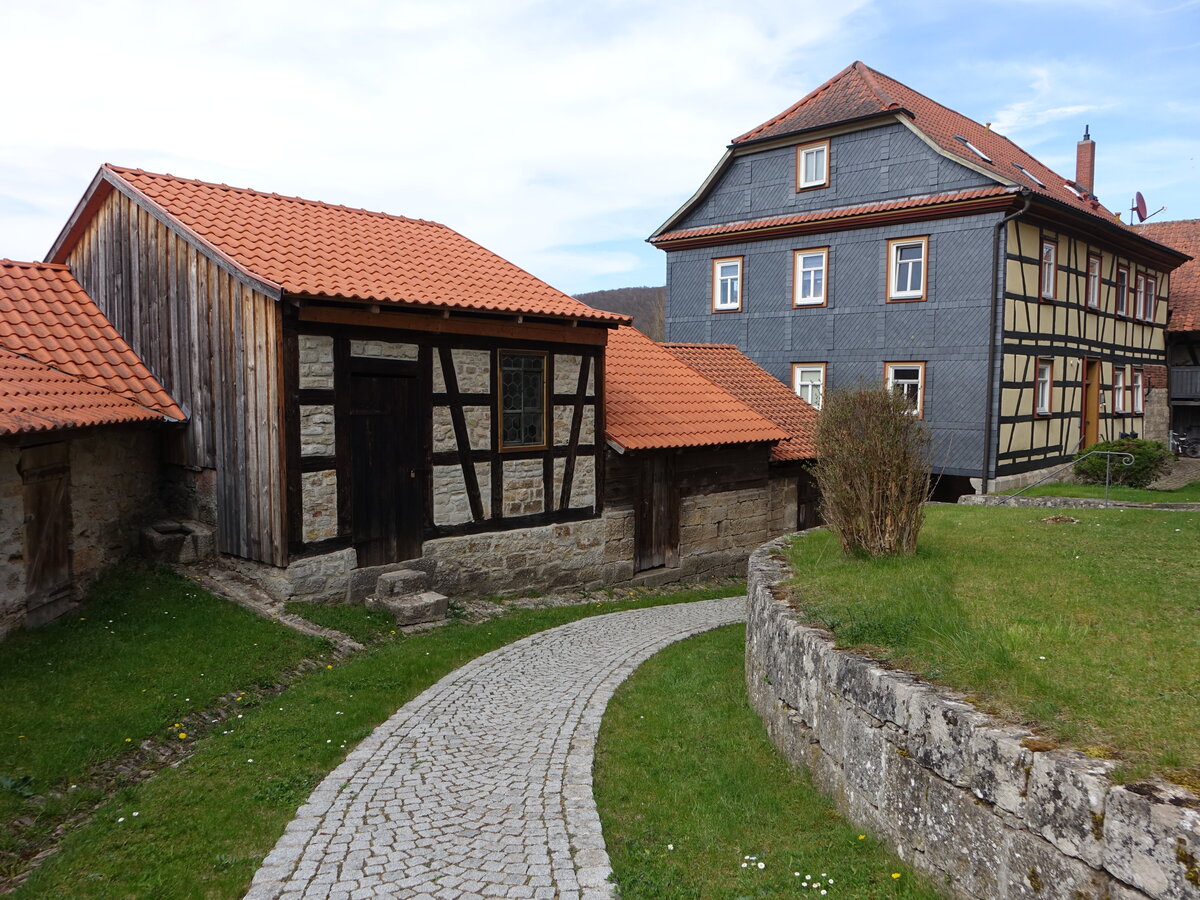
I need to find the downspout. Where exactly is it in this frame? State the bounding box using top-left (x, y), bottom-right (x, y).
top-left (980, 190), bottom-right (1032, 493)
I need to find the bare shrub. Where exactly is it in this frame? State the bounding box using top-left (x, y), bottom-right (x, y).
top-left (813, 386), bottom-right (931, 556)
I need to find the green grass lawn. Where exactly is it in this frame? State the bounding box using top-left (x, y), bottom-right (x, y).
top-left (1006, 479), bottom-right (1200, 502)
top-left (0, 567), bottom-right (327, 879)
top-left (8, 581), bottom-right (740, 899)
top-left (786, 505), bottom-right (1200, 789)
top-left (595, 625), bottom-right (944, 899)
top-left (283, 600), bottom-right (396, 643)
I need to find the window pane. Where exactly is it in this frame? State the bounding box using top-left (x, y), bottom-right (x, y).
top-left (500, 354), bottom-right (545, 447)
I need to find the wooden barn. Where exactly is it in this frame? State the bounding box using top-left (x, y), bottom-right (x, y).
top-left (0, 260), bottom-right (180, 635)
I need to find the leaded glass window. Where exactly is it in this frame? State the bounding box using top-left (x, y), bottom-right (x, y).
top-left (500, 353), bottom-right (546, 448)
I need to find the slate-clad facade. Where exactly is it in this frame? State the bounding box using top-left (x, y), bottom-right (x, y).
top-left (654, 62), bottom-right (1187, 488)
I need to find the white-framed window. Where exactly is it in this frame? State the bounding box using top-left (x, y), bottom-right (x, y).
top-left (792, 363), bottom-right (826, 410)
top-left (1114, 366), bottom-right (1128, 414)
top-left (1087, 256), bottom-right (1101, 309)
top-left (793, 248), bottom-right (828, 307)
top-left (712, 257), bottom-right (742, 312)
top-left (1036, 359), bottom-right (1054, 415)
top-left (887, 237), bottom-right (928, 302)
top-left (1116, 266), bottom-right (1129, 316)
top-left (796, 140), bottom-right (829, 190)
top-left (1140, 275), bottom-right (1157, 321)
top-left (1041, 240), bottom-right (1057, 300)
top-left (1132, 367), bottom-right (1144, 414)
top-left (885, 362), bottom-right (926, 417)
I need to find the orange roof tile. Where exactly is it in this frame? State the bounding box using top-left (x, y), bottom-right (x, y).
top-left (0, 348), bottom-right (164, 435)
top-left (99, 166), bottom-right (627, 324)
top-left (1133, 219), bottom-right (1200, 332)
top-left (653, 186), bottom-right (1014, 245)
top-left (604, 325), bottom-right (786, 451)
top-left (663, 344), bottom-right (817, 461)
top-left (0, 260), bottom-right (183, 420)
top-left (733, 62), bottom-right (1122, 226)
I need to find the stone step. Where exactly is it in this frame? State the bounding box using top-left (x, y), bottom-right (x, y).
top-left (369, 590), bottom-right (449, 627)
top-left (374, 568), bottom-right (429, 598)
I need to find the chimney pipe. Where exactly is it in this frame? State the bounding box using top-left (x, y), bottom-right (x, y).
top-left (1076, 125), bottom-right (1095, 195)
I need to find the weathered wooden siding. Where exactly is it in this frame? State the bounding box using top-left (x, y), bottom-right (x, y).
top-left (998, 219), bottom-right (1170, 474)
top-left (65, 188), bottom-right (286, 565)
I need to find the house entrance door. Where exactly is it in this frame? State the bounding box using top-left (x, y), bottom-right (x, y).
top-left (349, 360), bottom-right (424, 566)
top-left (20, 442), bottom-right (75, 626)
top-left (1082, 359), bottom-right (1101, 449)
top-left (634, 453), bottom-right (679, 572)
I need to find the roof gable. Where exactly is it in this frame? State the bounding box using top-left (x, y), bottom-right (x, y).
top-left (604, 326), bottom-right (786, 451)
top-left (733, 61), bottom-right (1121, 225)
top-left (1135, 219), bottom-right (1200, 332)
top-left (0, 260), bottom-right (182, 422)
top-left (59, 166), bottom-right (625, 325)
top-left (663, 344), bottom-right (817, 461)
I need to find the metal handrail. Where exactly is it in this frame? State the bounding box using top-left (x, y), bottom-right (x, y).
top-left (1000, 450), bottom-right (1135, 504)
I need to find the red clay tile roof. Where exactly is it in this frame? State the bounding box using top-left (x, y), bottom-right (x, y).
top-left (1133, 219), bottom-right (1200, 332)
top-left (0, 260), bottom-right (183, 422)
top-left (0, 347), bottom-right (165, 435)
top-left (100, 166), bottom-right (626, 324)
top-left (604, 325), bottom-right (787, 451)
top-left (653, 186), bottom-right (1014, 245)
top-left (663, 344), bottom-right (817, 461)
top-left (733, 61), bottom-right (1122, 226)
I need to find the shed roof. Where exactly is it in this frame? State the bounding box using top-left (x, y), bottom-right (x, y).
top-left (662, 344), bottom-right (817, 461)
top-left (1133, 219), bottom-right (1200, 333)
top-left (0, 259), bottom-right (183, 433)
top-left (68, 166), bottom-right (626, 325)
top-left (0, 347), bottom-right (166, 435)
top-left (603, 325), bottom-right (786, 451)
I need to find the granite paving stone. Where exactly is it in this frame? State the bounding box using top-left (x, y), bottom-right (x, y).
top-left (245, 596), bottom-right (745, 898)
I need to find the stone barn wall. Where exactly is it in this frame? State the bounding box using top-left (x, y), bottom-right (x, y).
top-left (746, 534), bottom-right (1200, 900)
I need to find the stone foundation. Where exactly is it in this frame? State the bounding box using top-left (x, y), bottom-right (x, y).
top-left (746, 534), bottom-right (1200, 900)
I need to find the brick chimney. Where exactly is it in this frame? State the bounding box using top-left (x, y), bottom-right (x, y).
top-left (1076, 126), bottom-right (1095, 194)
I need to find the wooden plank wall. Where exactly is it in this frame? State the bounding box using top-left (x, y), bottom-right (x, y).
top-left (65, 189), bottom-right (286, 565)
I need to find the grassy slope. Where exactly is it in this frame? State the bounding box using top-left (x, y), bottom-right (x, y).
top-left (1009, 480), bottom-right (1200, 502)
top-left (787, 505), bottom-right (1200, 785)
top-left (596, 625), bottom-right (944, 899)
top-left (13, 584), bottom-right (739, 899)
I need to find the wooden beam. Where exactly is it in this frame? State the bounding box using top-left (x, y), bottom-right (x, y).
top-left (299, 304), bottom-right (610, 346)
top-left (559, 354), bottom-right (591, 510)
top-left (437, 346), bottom-right (485, 522)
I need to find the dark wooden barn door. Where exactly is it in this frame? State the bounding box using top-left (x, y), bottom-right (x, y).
top-left (349, 362), bottom-right (424, 566)
top-left (20, 442), bottom-right (75, 626)
top-left (635, 453), bottom-right (679, 572)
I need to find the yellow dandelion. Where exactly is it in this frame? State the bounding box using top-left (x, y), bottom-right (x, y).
top-left (892, 873), bottom-right (901, 879)
top-left (326, 664), bottom-right (333, 669)
top-left (125, 738), bottom-right (132, 742)
top-left (178, 732), bottom-right (187, 739)
top-left (858, 834), bottom-right (865, 840)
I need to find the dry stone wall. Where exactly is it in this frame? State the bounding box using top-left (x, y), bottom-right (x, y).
top-left (746, 535), bottom-right (1200, 899)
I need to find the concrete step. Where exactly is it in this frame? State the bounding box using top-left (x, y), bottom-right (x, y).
top-left (369, 590), bottom-right (449, 626)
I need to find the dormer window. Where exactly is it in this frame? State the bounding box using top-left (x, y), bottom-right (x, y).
top-left (953, 134), bottom-right (991, 163)
top-left (1064, 183), bottom-right (1085, 199)
top-left (796, 140), bottom-right (830, 191)
top-left (1012, 163), bottom-right (1045, 188)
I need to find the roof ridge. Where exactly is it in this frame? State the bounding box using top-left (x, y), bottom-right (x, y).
top-left (853, 61), bottom-right (900, 110)
top-left (661, 342), bottom-right (740, 350)
top-left (0, 259), bottom-right (70, 271)
top-left (104, 165), bottom-right (447, 229)
top-left (733, 62), bottom-right (866, 143)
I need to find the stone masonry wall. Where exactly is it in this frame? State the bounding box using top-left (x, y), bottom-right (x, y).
top-left (746, 535), bottom-right (1200, 899)
top-left (1, 427), bottom-right (162, 639)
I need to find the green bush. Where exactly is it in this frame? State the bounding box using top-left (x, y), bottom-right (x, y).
top-left (812, 386), bottom-right (930, 556)
top-left (1072, 438), bottom-right (1171, 488)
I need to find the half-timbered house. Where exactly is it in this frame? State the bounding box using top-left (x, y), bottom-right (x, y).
top-left (40, 167), bottom-right (815, 604)
top-left (652, 62), bottom-right (1188, 492)
top-left (0, 260), bottom-right (181, 635)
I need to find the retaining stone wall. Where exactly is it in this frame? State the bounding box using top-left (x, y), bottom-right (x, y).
top-left (746, 535), bottom-right (1200, 899)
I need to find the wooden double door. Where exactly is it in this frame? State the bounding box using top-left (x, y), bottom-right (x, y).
top-left (348, 358), bottom-right (425, 567)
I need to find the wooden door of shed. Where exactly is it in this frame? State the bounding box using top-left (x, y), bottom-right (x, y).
top-left (349, 360), bottom-right (424, 567)
top-left (20, 442), bottom-right (75, 626)
top-left (635, 452), bottom-right (679, 572)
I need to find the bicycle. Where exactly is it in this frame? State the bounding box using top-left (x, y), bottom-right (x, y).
top-left (1169, 430), bottom-right (1200, 458)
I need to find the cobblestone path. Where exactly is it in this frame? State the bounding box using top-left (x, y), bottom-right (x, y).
top-left (245, 596), bottom-right (745, 900)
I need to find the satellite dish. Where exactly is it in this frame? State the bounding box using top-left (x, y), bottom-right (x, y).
top-left (1134, 192), bottom-right (1148, 222)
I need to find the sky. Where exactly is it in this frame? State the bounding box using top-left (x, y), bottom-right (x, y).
top-left (1, 0), bottom-right (1198, 295)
